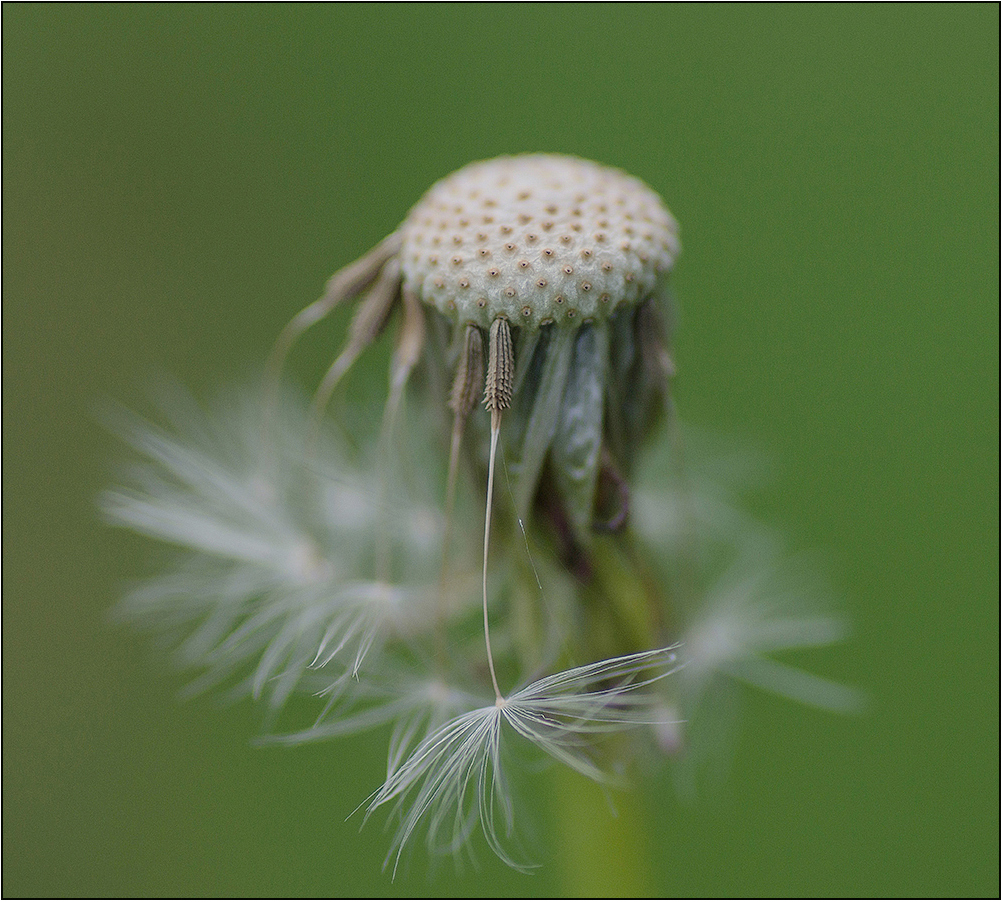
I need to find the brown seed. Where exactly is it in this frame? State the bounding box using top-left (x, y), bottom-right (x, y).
top-left (449, 323), bottom-right (485, 417)
top-left (484, 318), bottom-right (514, 412)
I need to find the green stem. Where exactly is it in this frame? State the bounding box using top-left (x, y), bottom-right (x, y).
top-left (549, 765), bottom-right (654, 897)
top-left (581, 530), bottom-right (670, 662)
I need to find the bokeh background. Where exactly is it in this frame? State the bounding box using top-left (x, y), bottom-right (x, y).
top-left (4, 4), bottom-right (998, 897)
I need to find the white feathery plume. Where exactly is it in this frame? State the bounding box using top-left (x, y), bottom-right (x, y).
top-left (632, 426), bottom-right (862, 775)
top-left (101, 385), bottom-right (450, 708)
top-left (103, 381), bottom-right (855, 872)
top-left (259, 661), bottom-right (484, 774)
top-left (680, 561), bottom-right (863, 714)
top-left (366, 646), bottom-right (681, 877)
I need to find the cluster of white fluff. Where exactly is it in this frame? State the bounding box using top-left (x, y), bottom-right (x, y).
top-left (104, 383), bottom-right (856, 873)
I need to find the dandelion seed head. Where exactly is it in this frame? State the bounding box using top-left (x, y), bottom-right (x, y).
top-left (105, 150), bottom-right (858, 876)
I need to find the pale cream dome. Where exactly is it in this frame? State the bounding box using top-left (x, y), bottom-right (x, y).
top-left (400, 154), bottom-right (680, 330)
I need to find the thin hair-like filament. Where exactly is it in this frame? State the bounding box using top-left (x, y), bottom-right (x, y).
top-left (306, 256), bottom-right (403, 450)
top-left (438, 324), bottom-right (485, 659)
top-left (263, 232), bottom-right (401, 443)
top-left (481, 318), bottom-right (513, 703)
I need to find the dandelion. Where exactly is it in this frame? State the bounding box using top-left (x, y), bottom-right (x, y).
top-left (106, 155), bottom-right (855, 876)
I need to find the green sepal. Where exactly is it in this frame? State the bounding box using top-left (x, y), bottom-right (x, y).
top-left (504, 326), bottom-right (576, 520)
top-left (604, 304), bottom-right (637, 470)
top-left (604, 297), bottom-right (672, 476)
top-left (550, 322), bottom-right (609, 540)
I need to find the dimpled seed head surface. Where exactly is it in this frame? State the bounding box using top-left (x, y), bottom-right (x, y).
top-left (400, 155), bottom-right (680, 331)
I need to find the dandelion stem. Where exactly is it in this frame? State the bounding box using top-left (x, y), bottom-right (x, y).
top-left (550, 766), bottom-right (654, 897)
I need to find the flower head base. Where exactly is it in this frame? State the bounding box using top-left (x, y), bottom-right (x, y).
top-left (266, 154), bottom-right (677, 552)
top-left (400, 154), bottom-right (679, 330)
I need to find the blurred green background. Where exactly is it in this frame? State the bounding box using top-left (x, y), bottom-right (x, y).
top-left (4, 4), bottom-right (998, 897)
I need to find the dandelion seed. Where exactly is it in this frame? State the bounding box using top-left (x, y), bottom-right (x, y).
top-left (366, 646), bottom-right (681, 876)
top-left (681, 565), bottom-right (863, 714)
top-left (481, 316), bottom-right (514, 703)
top-left (103, 385), bottom-right (455, 709)
top-left (632, 427), bottom-right (863, 782)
